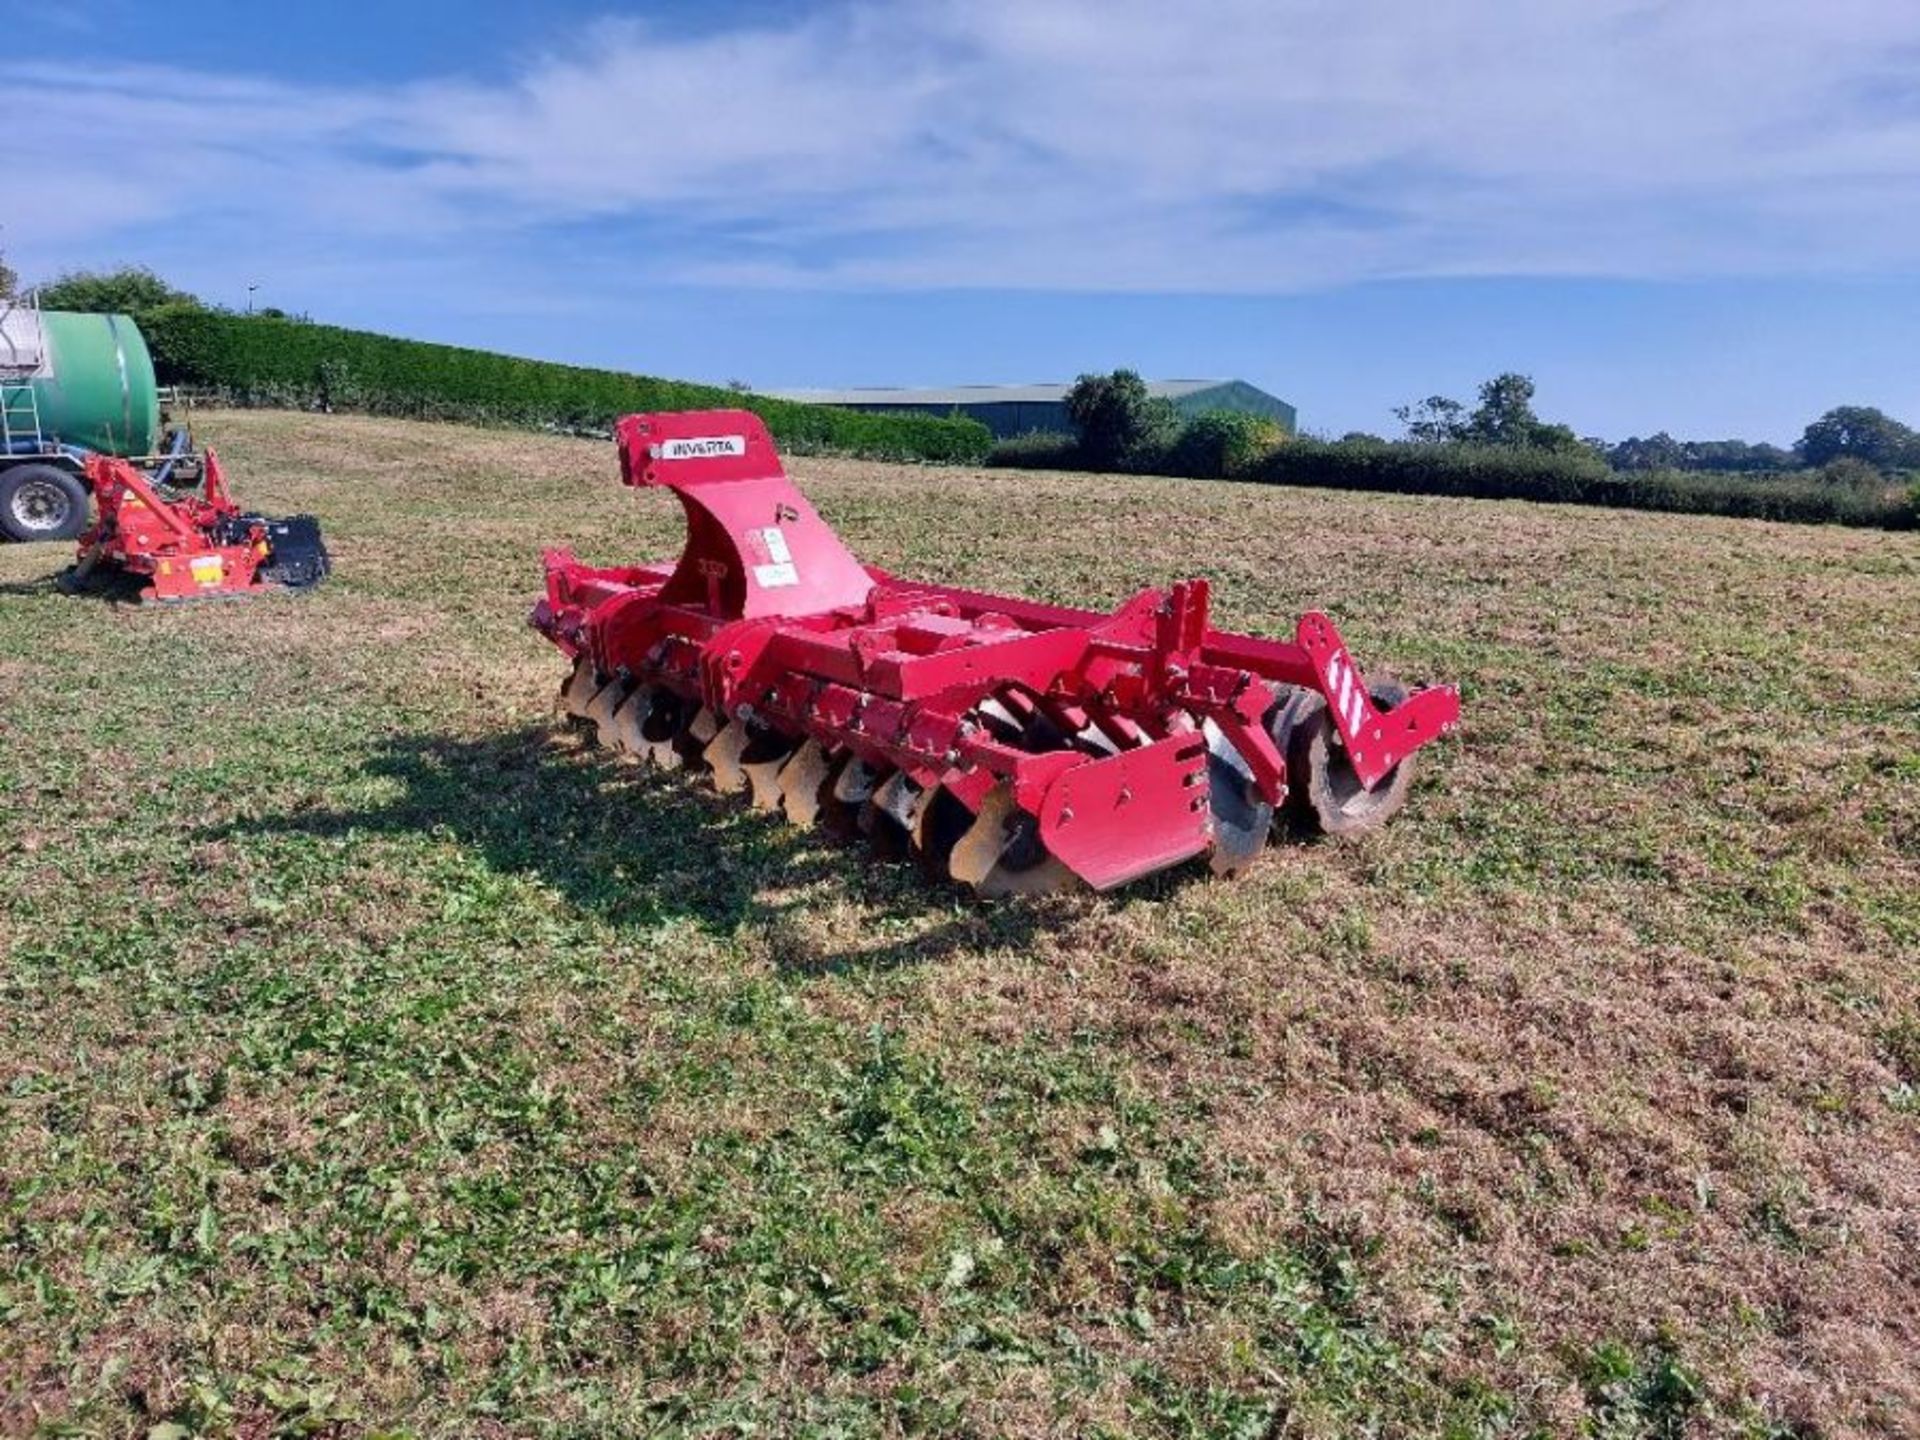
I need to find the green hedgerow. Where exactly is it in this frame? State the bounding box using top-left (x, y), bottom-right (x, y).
top-left (1165, 411), bottom-right (1288, 479)
top-left (1236, 437), bottom-right (1913, 529)
top-left (986, 430), bottom-right (1085, 469)
top-left (140, 307), bottom-right (991, 465)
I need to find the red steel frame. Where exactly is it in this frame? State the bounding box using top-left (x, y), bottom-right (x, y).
top-left (76, 449), bottom-right (268, 601)
top-left (533, 410), bottom-right (1461, 890)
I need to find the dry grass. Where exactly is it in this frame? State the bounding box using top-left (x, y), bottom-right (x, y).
top-left (2, 410), bottom-right (1916, 1438)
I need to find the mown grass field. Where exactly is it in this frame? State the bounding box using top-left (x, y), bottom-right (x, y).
top-left (3, 411), bottom-right (1916, 1439)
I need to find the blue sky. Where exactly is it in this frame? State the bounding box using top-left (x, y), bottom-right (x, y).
top-left (9, 0), bottom-right (1920, 442)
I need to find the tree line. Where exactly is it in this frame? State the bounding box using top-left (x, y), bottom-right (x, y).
top-left (1385, 373), bottom-right (1917, 480)
top-left (1051, 368), bottom-right (1917, 486)
top-left (993, 370), bottom-right (1915, 529)
top-left (18, 264), bottom-right (1918, 479)
top-left (10, 262), bottom-right (1918, 525)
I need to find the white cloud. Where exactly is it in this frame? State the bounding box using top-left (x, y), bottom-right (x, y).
top-left (9, 0), bottom-right (1920, 294)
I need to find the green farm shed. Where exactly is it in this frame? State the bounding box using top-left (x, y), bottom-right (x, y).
top-left (767, 379), bottom-right (1297, 441)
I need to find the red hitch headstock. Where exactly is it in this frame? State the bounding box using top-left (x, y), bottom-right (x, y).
top-left (608, 410), bottom-right (875, 623)
top-left (614, 410), bottom-right (787, 490)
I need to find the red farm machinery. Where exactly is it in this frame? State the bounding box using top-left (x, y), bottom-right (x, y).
top-left (59, 450), bottom-right (330, 602)
top-left (0, 294), bottom-right (328, 599)
top-left (533, 410), bottom-right (1460, 895)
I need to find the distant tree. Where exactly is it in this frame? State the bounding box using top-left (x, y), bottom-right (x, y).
top-left (1462, 372), bottom-right (1583, 452)
top-left (1523, 419), bottom-right (1585, 454)
top-left (1607, 434), bottom-right (1797, 473)
top-left (1064, 369), bottom-right (1180, 470)
top-left (1685, 439), bottom-right (1795, 472)
top-left (1797, 406), bottom-right (1920, 470)
top-left (35, 266), bottom-right (202, 317)
top-left (1818, 456), bottom-right (1886, 488)
top-left (1396, 373), bottom-right (1579, 452)
top-left (0, 250), bottom-right (15, 300)
top-left (1463, 373), bottom-right (1539, 446)
top-left (1610, 432), bottom-right (1688, 471)
top-left (1339, 430), bottom-right (1386, 445)
top-left (1393, 395), bottom-right (1468, 444)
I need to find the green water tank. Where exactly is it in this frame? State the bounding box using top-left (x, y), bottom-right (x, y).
top-left (2, 308), bottom-right (161, 457)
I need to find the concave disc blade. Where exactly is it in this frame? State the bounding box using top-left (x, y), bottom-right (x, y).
top-left (610, 684), bottom-right (665, 762)
top-left (862, 770), bottom-right (923, 858)
top-left (704, 719), bottom-right (752, 794)
top-left (742, 730), bottom-right (801, 812)
top-left (825, 757), bottom-right (883, 838)
top-left (676, 707), bottom-right (720, 771)
top-left (1279, 679), bottom-right (1418, 838)
top-left (1204, 720), bottom-right (1275, 877)
top-left (948, 783), bottom-right (1079, 897)
top-left (911, 784), bottom-right (978, 879)
top-left (975, 695), bottom-right (1026, 743)
top-left (585, 677), bottom-right (632, 750)
top-left (560, 657), bottom-right (600, 721)
top-left (833, 757), bottom-right (882, 805)
top-left (636, 689), bottom-right (693, 770)
top-left (777, 739), bottom-right (841, 827)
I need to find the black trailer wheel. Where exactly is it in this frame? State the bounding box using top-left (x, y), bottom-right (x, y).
top-left (0, 464), bottom-right (90, 543)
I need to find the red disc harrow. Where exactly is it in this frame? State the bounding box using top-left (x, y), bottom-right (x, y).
top-left (533, 410), bottom-right (1460, 894)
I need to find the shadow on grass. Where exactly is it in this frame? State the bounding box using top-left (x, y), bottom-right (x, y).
top-left (0, 570), bottom-right (73, 599)
top-left (220, 723), bottom-right (1069, 975)
top-left (0, 567), bottom-right (152, 604)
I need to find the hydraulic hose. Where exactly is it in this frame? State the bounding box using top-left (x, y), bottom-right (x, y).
top-left (147, 426), bottom-right (191, 487)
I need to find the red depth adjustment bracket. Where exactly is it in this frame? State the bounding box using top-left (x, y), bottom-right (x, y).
top-left (1294, 614), bottom-right (1461, 790)
top-left (612, 410), bottom-right (875, 621)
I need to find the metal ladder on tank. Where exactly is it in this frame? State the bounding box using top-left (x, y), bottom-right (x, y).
top-left (0, 381), bottom-right (43, 455)
top-left (0, 380), bottom-right (43, 453)
top-left (0, 289), bottom-right (47, 456)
